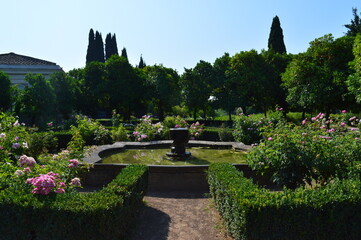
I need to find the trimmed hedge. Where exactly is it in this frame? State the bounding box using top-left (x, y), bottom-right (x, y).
top-left (208, 163), bottom-right (361, 240)
top-left (0, 164), bottom-right (148, 240)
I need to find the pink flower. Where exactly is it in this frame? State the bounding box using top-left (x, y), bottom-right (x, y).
top-left (311, 117), bottom-right (316, 121)
top-left (12, 143), bottom-right (21, 149)
top-left (68, 159), bottom-right (79, 168)
top-left (342, 110), bottom-right (347, 113)
top-left (355, 137), bottom-right (359, 140)
top-left (47, 122), bottom-right (53, 127)
top-left (302, 119), bottom-right (307, 125)
top-left (268, 137), bottom-right (273, 141)
top-left (14, 170), bottom-right (24, 176)
top-left (340, 122), bottom-right (346, 127)
top-left (13, 120), bottom-right (20, 127)
top-left (19, 155), bottom-right (36, 168)
top-left (351, 128), bottom-right (357, 131)
top-left (174, 124), bottom-right (180, 128)
top-left (26, 172), bottom-right (65, 195)
top-left (70, 177), bottom-right (81, 187)
top-left (0, 146), bottom-right (3, 150)
top-left (302, 132), bottom-right (307, 136)
top-left (349, 116), bottom-right (357, 121)
top-left (327, 128), bottom-right (335, 133)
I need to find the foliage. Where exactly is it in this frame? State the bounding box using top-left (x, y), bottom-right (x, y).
top-left (282, 34), bottom-right (355, 115)
top-left (15, 74), bottom-right (56, 127)
top-left (0, 113), bottom-right (30, 162)
top-left (27, 132), bottom-right (58, 159)
top-left (217, 123), bottom-right (234, 141)
top-left (268, 15), bottom-right (287, 54)
top-left (69, 115), bottom-right (111, 147)
top-left (0, 164), bottom-right (148, 240)
top-left (105, 33), bottom-right (118, 60)
top-left (181, 60), bottom-right (215, 120)
top-left (344, 7), bottom-right (361, 36)
top-left (233, 111), bottom-right (283, 144)
top-left (0, 71), bottom-right (11, 111)
top-left (208, 163), bottom-right (361, 240)
top-left (143, 64), bottom-right (181, 121)
top-left (111, 124), bottom-right (129, 142)
top-left (133, 115), bottom-right (164, 141)
top-left (347, 34), bottom-right (361, 102)
top-left (247, 113), bottom-right (361, 188)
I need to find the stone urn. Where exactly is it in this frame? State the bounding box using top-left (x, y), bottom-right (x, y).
top-left (166, 128), bottom-right (191, 159)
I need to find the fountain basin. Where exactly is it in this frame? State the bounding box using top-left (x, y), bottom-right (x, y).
top-left (81, 140), bottom-right (271, 192)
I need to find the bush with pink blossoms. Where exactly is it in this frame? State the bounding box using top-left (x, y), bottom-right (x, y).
top-left (133, 115), bottom-right (164, 141)
top-left (189, 121), bottom-right (204, 139)
top-left (19, 155), bottom-right (36, 168)
top-left (26, 172), bottom-right (66, 195)
top-left (68, 159), bottom-right (79, 168)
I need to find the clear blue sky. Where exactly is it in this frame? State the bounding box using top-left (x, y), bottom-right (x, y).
top-left (1, 0), bottom-right (360, 73)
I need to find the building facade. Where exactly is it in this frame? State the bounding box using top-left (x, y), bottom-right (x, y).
top-left (0, 52), bottom-right (63, 89)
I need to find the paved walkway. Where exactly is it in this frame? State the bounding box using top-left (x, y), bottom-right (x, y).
top-left (127, 192), bottom-right (233, 240)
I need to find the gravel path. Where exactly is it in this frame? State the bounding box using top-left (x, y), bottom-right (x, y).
top-left (127, 192), bottom-right (233, 240)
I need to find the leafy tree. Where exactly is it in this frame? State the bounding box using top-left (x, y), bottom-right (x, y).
top-left (121, 48), bottom-right (128, 61)
top-left (138, 55), bottom-right (146, 69)
top-left (181, 60), bottom-right (214, 119)
top-left (230, 50), bottom-right (272, 115)
top-left (49, 72), bottom-right (77, 120)
top-left (86, 29), bottom-right (96, 64)
top-left (347, 34), bottom-right (361, 102)
top-left (262, 50), bottom-right (293, 113)
top-left (268, 16), bottom-right (287, 54)
top-left (283, 34), bottom-right (354, 118)
top-left (105, 55), bottom-right (145, 119)
top-left (83, 62), bottom-right (107, 116)
top-left (212, 53), bottom-right (241, 120)
top-left (15, 74), bottom-right (56, 127)
top-left (143, 65), bottom-right (180, 121)
top-left (0, 71), bottom-right (11, 111)
top-left (344, 7), bottom-right (361, 36)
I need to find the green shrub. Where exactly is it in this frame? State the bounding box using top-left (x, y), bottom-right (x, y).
top-left (218, 123), bottom-right (234, 141)
top-left (111, 124), bottom-right (129, 142)
top-left (27, 132), bottom-right (58, 159)
top-left (247, 116), bottom-right (361, 188)
top-left (208, 163), bottom-right (361, 240)
top-left (0, 164), bottom-right (148, 240)
top-left (70, 115), bottom-right (111, 146)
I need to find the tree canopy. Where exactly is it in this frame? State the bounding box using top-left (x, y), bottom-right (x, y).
top-left (268, 16), bottom-right (287, 54)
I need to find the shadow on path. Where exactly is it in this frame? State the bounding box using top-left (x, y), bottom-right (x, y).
top-left (127, 204), bottom-right (170, 240)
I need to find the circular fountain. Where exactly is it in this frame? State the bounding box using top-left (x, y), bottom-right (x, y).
top-left (166, 128), bottom-right (191, 159)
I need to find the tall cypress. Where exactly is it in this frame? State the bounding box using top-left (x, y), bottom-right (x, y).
top-left (111, 34), bottom-right (119, 56)
top-left (121, 47), bottom-right (128, 60)
top-left (344, 7), bottom-right (361, 36)
top-left (138, 55), bottom-right (146, 68)
top-left (86, 29), bottom-right (96, 64)
top-left (105, 33), bottom-right (112, 60)
top-left (268, 16), bottom-right (287, 54)
top-left (95, 31), bottom-right (105, 62)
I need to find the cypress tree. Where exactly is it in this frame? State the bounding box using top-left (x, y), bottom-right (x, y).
top-left (138, 55), bottom-right (146, 68)
top-left (86, 29), bottom-right (96, 64)
top-left (268, 16), bottom-right (287, 54)
top-left (105, 33), bottom-right (112, 60)
top-left (111, 34), bottom-right (119, 56)
top-left (95, 31), bottom-right (105, 62)
top-left (121, 47), bottom-right (128, 60)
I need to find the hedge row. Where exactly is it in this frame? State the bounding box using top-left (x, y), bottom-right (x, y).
top-left (207, 163), bottom-right (361, 240)
top-left (0, 164), bottom-right (148, 240)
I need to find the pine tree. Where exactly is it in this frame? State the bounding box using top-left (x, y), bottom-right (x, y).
top-left (268, 16), bottom-right (287, 54)
top-left (86, 29), bottom-right (96, 64)
top-left (121, 47), bottom-right (128, 60)
top-left (345, 7), bottom-right (361, 36)
top-left (95, 31), bottom-right (105, 62)
top-left (138, 55), bottom-right (146, 68)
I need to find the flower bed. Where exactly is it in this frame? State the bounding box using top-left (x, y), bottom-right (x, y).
top-left (208, 163), bottom-right (361, 240)
top-left (0, 164), bottom-right (148, 240)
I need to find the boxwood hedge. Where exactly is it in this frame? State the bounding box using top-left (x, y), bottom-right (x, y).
top-left (208, 163), bottom-right (361, 240)
top-left (0, 164), bottom-right (148, 240)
